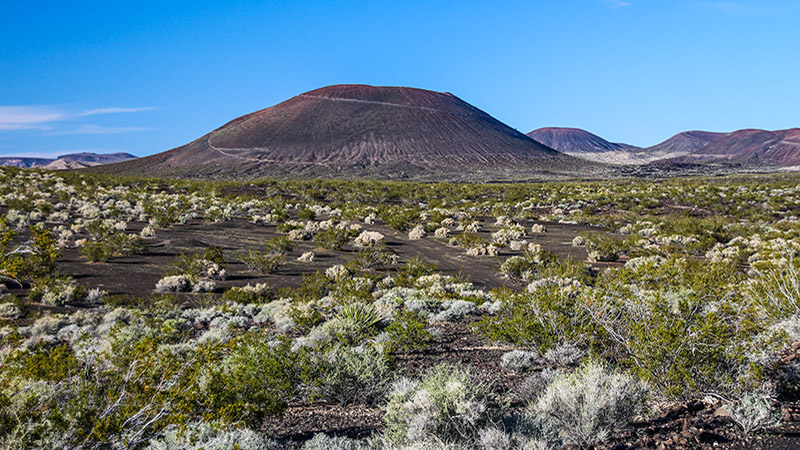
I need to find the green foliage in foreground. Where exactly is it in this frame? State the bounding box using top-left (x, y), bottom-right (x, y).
top-left (205, 336), bottom-right (313, 427)
top-left (477, 256), bottom-right (787, 399)
top-left (0, 329), bottom-right (315, 449)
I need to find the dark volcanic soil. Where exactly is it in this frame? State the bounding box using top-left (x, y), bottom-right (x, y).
top-left (52, 216), bottom-right (595, 298)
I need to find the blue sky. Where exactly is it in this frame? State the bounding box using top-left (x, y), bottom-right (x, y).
top-left (1, 0), bottom-right (799, 157)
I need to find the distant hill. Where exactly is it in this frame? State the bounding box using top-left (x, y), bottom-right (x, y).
top-left (93, 85), bottom-right (594, 181)
top-left (0, 152), bottom-right (137, 170)
top-left (526, 127), bottom-right (644, 164)
top-left (643, 131), bottom-right (727, 160)
top-left (0, 157), bottom-right (55, 168)
top-left (658, 129), bottom-right (800, 166)
top-left (526, 127), bottom-right (800, 168)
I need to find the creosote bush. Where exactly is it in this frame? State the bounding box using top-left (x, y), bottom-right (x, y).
top-left (79, 222), bottom-right (148, 263)
top-left (239, 248), bottom-right (286, 274)
top-left (315, 227), bottom-right (355, 251)
top-left (204, 336), bottom-right (313, 427)
top-left (385, 309), bottom-right (433, 354)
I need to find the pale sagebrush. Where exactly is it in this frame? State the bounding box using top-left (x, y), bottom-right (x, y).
top-left (430, 300), bottom-right (477, 323)
top-left (541, 342), bottom-right (584, 368)
top-left (534, 361), bottom-right (649, 447)
top-left (191, 279), bottom-right (216, 293)
top-left (155, 275), bottom-right (192, 293)
top-left (302, 433), bottom-right (371, 450)
top-left (515, 368), bottom-right (561, 404)
top-left (501, 350), bottom-right (540, 372)
top-left (384, 364), bottom-right (491, 445)
top-left (748, 259), bottom-right (800, 319)
top-left (147, 422), bottom-right (279, 450)
top-left (86, 288), bottom-right (106, 304)
top-left (0, 302), bottom-right (22, 320)
top-left (354, 230), bottom-right (385, 247)
top-left (729, 394), bottom-right (782, 434)
top-left (408, 225), bottom-right (427, 240)
top-left (298, 251), bottom-right (315, 262)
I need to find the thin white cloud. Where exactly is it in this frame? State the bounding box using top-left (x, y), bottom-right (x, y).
top-left (78, 107), bottom-right (156, 116)
top-left (0, 105), bottom-right (154, 131)
top-left (0, 106), bottom-right (66, 130)
top-left (601, 0), bottom-right (631, 9)
top-left (64, 124), bottom-right (151, 135)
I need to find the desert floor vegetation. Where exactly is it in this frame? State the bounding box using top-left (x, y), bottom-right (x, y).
top-left (2, 167), bottom-right (800, 448)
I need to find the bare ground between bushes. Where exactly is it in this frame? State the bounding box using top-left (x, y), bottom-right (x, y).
top-left (48, 216), bottom-right (598, 299)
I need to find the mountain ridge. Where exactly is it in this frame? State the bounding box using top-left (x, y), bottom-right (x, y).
top-left (93, 85), bottom-right (593, 181)
top-left (0, 152), bottom-right (137, 170)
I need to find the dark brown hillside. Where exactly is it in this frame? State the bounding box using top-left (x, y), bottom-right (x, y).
top-left (645, 130), bottom-right (727, 157)
top-left (92, 85), bottom-right (593, 181)
top-left (660, 128), bottom-right (800, 166)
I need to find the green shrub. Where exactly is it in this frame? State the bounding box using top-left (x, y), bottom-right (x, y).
top-left (239, 249), bottom-right (286, 274)
top-left (320, 345), bottom-right (394, 406)
top-left (581, 232), bottom-right (624, 262)
top-left (380, 207), bottom-right (420, 232)
top-left (385, 309), bottom-right (433, 354)
top-left (265, 236), bottom-right (294, 255)
top-left (293, 270), bottom-right (334, 302)
top-left (10, 343), bottom-right (80, 381)
top-left (349, 244), bottom-right (396, 270)
top-left (23, 224), bottom-right (60, 277)
top-left (221, 283), bottom-right (274, 304)
top-left (587, 259), bottom-right (773, 398)
top-left (449, 232), bottom-right (487, 249)
top-left (0, 220), bottom-right (60, 282)
top-left (144, 201), bottom-right (190, 227)
top-left (79, 240), bottom-right (115, 262)
top-left (499, 255), bottom-right (538, 280)
top-left (168, 247), bottom-right (227, 279)
top-left (29, 276), bottom-right (87, 306)
top-left (297, 208), bottom-right (317, 221)
top-left (79, 232), bottom-right (148, 263)
top-left (394, 256), bottom-right (438, 287)
top-left (289, 302), bottom-right (327, 332)
top-left (314, 227), bottom-right (354, 251)
top-left (475, 287), bottom-right (595, 353)
top-left (205, 336), bottom-right (312, 427)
